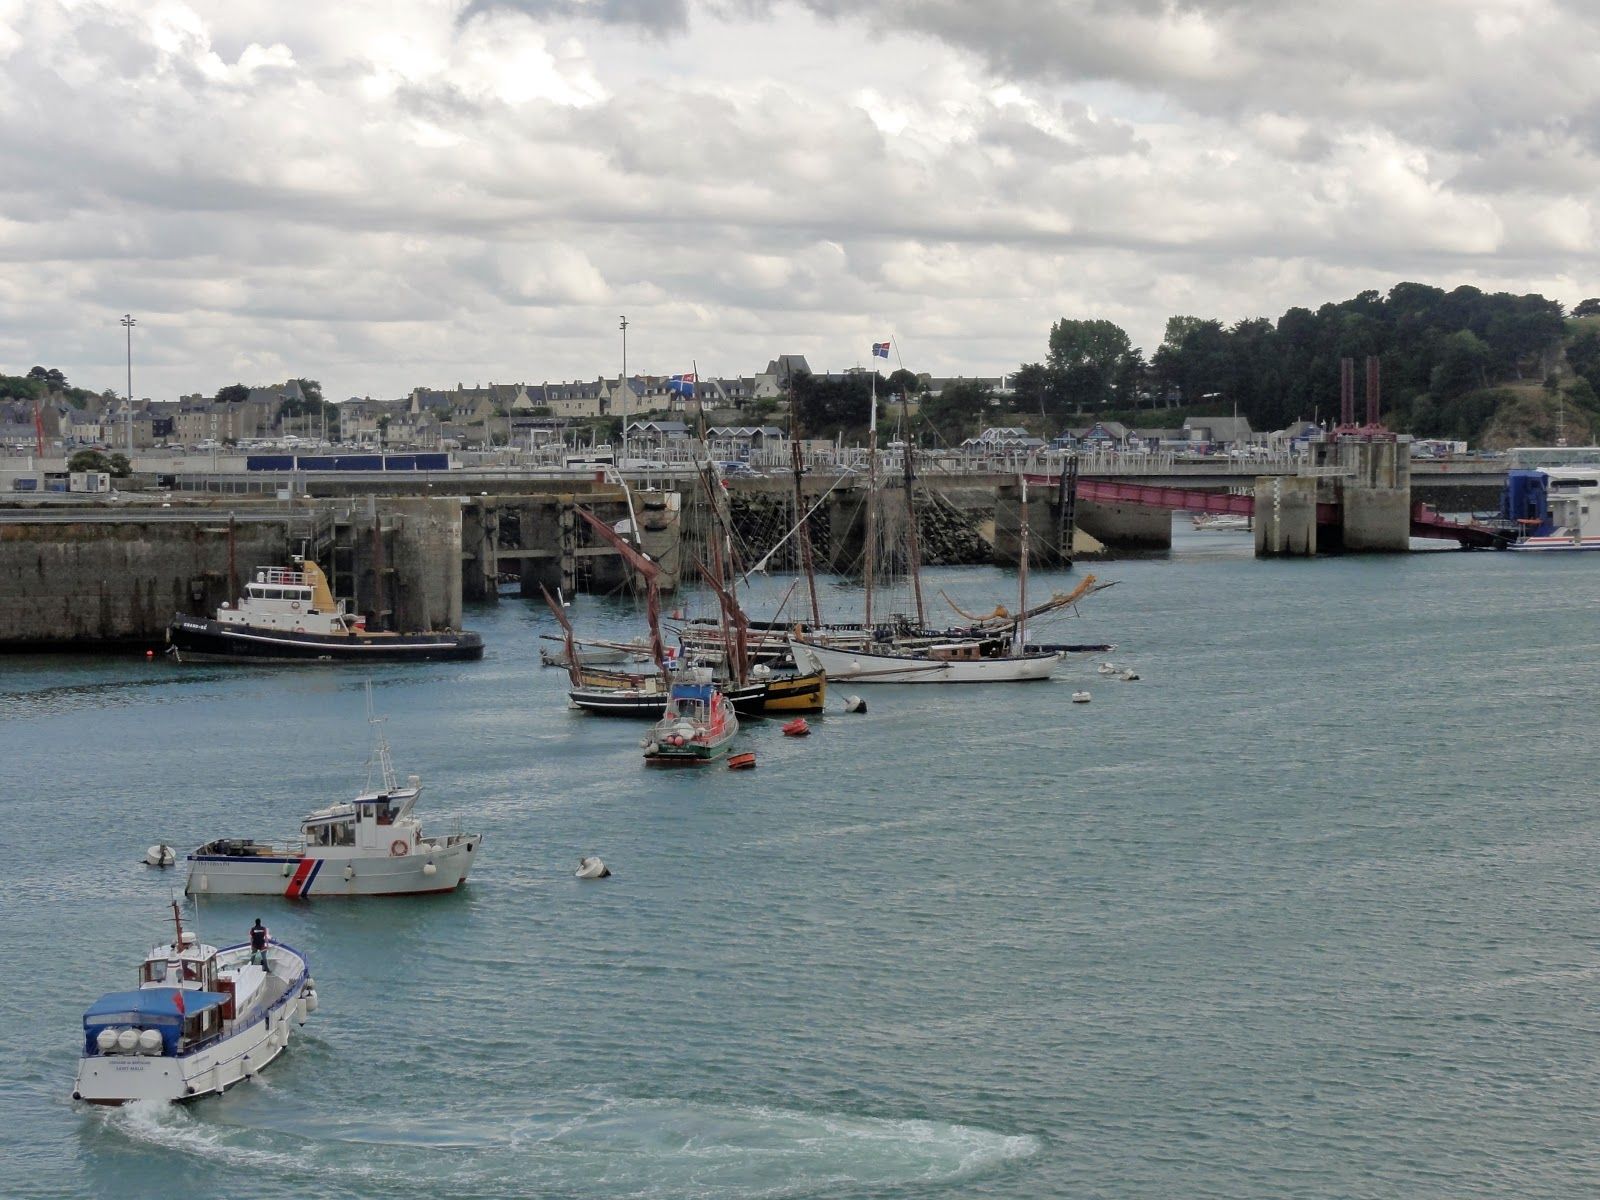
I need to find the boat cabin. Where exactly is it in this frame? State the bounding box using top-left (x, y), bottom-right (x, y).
top-left (217, 557), bottom-right (360, 635)
top-left (300, 778), bottom-right (423, 851)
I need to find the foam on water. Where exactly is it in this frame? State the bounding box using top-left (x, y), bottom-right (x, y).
top-left (100, 1094), bottom-right (1036, 1198)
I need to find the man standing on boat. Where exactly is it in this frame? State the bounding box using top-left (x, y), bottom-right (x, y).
top-left (249, 917), bottom-right (270, 965)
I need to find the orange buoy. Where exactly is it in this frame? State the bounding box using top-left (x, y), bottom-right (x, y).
top-left (728, 751), bottom-right (757, 770)
top-left (781, 718), bottom-right (810, 737)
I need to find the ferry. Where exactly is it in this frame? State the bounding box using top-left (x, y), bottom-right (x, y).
top-left (74, 902), bottom-right (317, 1105)
top-left (166, 556), bottom-right (483, 662)
top-left (1503, 467), bottom-right (1600, 551)
top-left (185, 701), bottom-right (481, 897)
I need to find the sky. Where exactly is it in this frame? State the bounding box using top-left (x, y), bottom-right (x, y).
top-left (2, 0), bottom-right (1597, 402)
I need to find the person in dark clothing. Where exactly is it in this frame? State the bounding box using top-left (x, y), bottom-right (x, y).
top-left (249, 918), bottom-right (269, 965)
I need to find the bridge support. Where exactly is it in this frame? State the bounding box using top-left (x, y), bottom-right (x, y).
top-left (1337, 440), bottom-right (1411, 553)
top-left (1074, 498), bottom-right (1172, 551)
top-left (1254, 476), bottom-right (1318, 557)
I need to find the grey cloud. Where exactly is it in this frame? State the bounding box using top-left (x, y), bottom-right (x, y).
top-left (461, 0), bottom-right (690, 35)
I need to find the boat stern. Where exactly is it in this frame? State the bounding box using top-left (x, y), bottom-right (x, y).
top-left (74, 1053), bottom-right (188, 1105)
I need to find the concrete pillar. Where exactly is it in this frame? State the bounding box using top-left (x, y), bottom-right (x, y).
top-left (635, 489), bottom-right (683, 594)
top-left (388, 497), bottom-right (464, 631)
top-left (1254, 476), bottom-right (1318, 557)
top-left (1074, 499), bottom-right (1173, 551)
top-left (1340, 440), bottom-right (1411, 552)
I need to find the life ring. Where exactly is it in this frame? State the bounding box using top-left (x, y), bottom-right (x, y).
top-left (389, 839), bottom-right (408, 857)
top-left (290, 600), bottom-right (301, 611)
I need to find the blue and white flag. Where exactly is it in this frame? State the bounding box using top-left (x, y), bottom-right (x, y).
top-left (668, 372), bottom-right (697, 397)
top-left (872, 341), bottom-right (891, 359)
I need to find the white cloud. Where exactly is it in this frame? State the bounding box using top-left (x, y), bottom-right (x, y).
top-left (0, 0), bottom-right (1596, 399)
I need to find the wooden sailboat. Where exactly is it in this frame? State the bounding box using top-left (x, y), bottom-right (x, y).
top-left (788, 373), bottom-right (1063, 683)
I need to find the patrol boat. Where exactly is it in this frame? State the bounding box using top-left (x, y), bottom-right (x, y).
top-left (166, 556), bottom-right (483, 662)
top-left (73, 901), bottom-right (317, 1105)
top-left (185, 697), bottom-right (481, 897)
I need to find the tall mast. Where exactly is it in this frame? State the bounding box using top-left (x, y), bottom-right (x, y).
top-left (1016, 477), bottom-right (1029, 655)
top-left (791, 432), bottom-right (821, 626)
top-left (901, 390), bottom-right (926, 629)
top-left (863, 368), bottom-right (878, 628)
top-left (577, 506), bottom-right (667, 675)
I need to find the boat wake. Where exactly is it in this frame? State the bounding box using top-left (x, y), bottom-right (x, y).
top-left (99, 1093), bottom-right (1037, 1197)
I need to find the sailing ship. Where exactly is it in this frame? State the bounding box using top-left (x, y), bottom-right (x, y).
top-left (786, 347), bottom-right (1064, 683)
top-left (166, 556), bottom-right (483, 663)
top-left (73, 901), bottom-right (317, 1105)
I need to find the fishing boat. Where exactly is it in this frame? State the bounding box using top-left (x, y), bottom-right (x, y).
top-left (788, 635), bottom-right (1061, 683)
top-left (184, 693), bottom-right (480, 897)
top-left (73, 901), bottom-right (317, 1105)
top-left (642, 672), bottom-right (739, 766)
top-left (166, 557), bottom-right (483, 663)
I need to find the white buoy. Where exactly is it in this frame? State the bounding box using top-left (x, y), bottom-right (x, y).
top-left (343, 864), bottom-right (355, 881)
top-left (1097, 662), bottom-right (1117, 675)
top-left (144, 844), bottom-right (175, 867)
top-left (1121, 670), bottom-right (1140, 681)
top-left (116, 1028), bottom-right (140, 1053)
top-left (844, 695), bottom-right (867, 713)
top-left (576, 855), bottom-right (611, 879)
top-left (422, 861), bottom-right (438, 877)
top-left (1072, 690), bottom-right (1092, 703)
top-left (96, 1028), bottom-right (119, 1054)
top-left (138, 1029), bottom-right (163, 1055)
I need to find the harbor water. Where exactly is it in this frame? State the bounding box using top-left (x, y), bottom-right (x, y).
top-left (4, 522), bottom-right (1600, 1199)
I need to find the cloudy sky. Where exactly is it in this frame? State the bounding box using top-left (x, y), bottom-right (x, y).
top-left (2, 0), bottom-right (1597, 402)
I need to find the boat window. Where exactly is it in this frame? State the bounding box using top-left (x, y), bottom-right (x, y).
top-left (182, 960), bottom-right (201, 982)
top-left (143, 960), bottom-right (167, 983)
top-left (333, 822), bottom-right (355, 847)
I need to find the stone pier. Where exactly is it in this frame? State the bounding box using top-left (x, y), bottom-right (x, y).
top-left (1254, 476), bottom-right (1318, 557)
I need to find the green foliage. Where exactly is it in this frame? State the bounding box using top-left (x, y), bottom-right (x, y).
top-left (791, 371), bottom-right (879, 437)
top-left (1046, 318), bottom-right (1139, 411)
top-left (107, 453), bottom-right (131, 478)
top-left (1573, 298), bottom-right (1600, 318)
top-left (294, 378), bottom-right (323, 404)
top-left (68, 449), bottom-right (111, 473)
top-left (918, 380), bottom-right (992, 444)
top-left (215, 383), bottom-right (251, 404)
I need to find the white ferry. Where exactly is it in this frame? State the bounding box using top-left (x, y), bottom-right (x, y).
top-left (1504, 466), bottom-right (1600, 551)
top-left (74, 902), bottom-right (316, 1105)
top-left (166, 556), bottom-right (483, 662)
top-left (185, 704), bottom-right (481, 897)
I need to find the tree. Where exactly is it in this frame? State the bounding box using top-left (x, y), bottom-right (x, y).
top-left (1430, 331), bottom-right (1491, 398)
top-left (68, 449), bottom-right (111, 473)
top-left (1573, 298), bottom-right (1600, 318)
top-left (885, 368), bottom-right (925, 397)
top-left (216, 383), bottom-right (251, 404)
top-left (294, 378), bottom-right (324, 404)
top-left (107, 453), bottom-right (131, 478)
top-left (919, 380), bottom-right (991, 443)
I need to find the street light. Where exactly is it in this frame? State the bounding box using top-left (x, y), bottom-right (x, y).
top-left (619, 314), bottom-right (628, 467)
top-left (120, 313), bottom-right (136, 454)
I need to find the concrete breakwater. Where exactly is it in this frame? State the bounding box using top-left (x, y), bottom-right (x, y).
top-left (0, 475), bottom-right (1099, 647)
top-left (0, 498), bottom-right (462, 649)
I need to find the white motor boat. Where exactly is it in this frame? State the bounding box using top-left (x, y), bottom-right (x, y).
top-left (185, 697), bottom-right (481, 898)
top-left (74, 902), bottom-right (316, 1105)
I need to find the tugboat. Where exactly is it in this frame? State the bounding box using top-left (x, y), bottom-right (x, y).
top-left (186, 693), bottom-right (481, 897)
top-left (73, 901), bottom-right (317, 1105)
top-left (642, 671), bottom-right (738, 766)
top-left (166, 556), bottom-right (483, 663)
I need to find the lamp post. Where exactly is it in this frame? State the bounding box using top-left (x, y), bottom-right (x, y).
top-left (120, 313), bottom-right (136, 454)
top-left (618, 314), bottom-right (628, 467)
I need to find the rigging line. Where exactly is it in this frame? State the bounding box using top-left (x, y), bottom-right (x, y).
top-left (739, 464), bottom-right (863, 584)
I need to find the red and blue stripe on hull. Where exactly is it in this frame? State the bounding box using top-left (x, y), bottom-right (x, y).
top-left (284, 858), bottom-right (325, 898)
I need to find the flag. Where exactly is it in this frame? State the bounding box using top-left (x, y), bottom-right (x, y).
top-left (668, 373), bottom-right (697, 398)
top-left (872, 341), bottom-right (890, 359)
top-left (172, 988), bottom-right (185, 1015)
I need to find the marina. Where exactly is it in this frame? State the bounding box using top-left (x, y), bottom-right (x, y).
top-left (7, 528), bottom-right (1600, 1197)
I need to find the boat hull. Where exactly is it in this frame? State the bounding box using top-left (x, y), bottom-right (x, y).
top-left (166, 616), bottom-right (484, 663)
top-left (788, 638), bottom-right (1060, 683)
top-left (570, 673), bottom-right (823, 717)
top-left (1507, 535), bottom-right (1600, 551)
top-left (185, 839), bottom-right (479, 897)
top-left (74, 944), bottom-right (312, 1105)
top-left (758, 671), bottom-right (826, 712)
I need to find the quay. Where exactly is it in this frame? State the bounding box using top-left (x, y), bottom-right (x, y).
top-left (0, 417), bottom-right (1521, 648)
